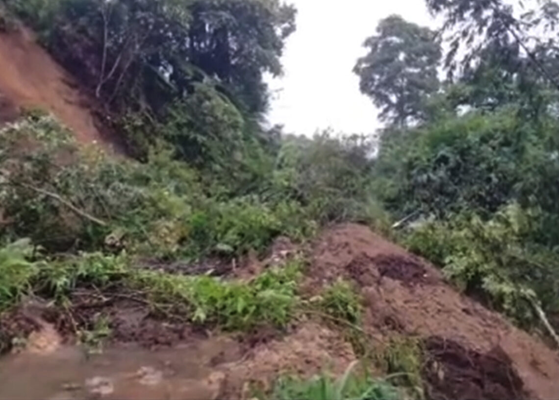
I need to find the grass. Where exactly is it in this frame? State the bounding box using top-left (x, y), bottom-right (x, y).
top-left (263, 362), bottom-right (400, 400)
top-left (373, 337), bottom-right (424, 398)
top-left (308, 278), bottom-right (369, 357)
top-left (317, 279), bottom-right (363, 326)
top-left (0, 235), bottom-right (304, 332)
top-left (132, 258), bottom-right (303, 330)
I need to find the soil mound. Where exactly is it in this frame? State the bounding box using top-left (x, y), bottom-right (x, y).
top-left (311, 223), bottom-right (559, 400)
top-left (0, 25), bottom-right (117, 149)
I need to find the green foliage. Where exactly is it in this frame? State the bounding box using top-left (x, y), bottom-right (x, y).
top-left (404, 204), bottom-right (559, 326)
top-left (354, 15), bottom-right (441, 127)
top-left (37, 252), bottom-right (129, 299)
top-left (318, 279), bottom-right (363, 326)
top-left (373, 109), bottom-right (527, 218)
top-left (0, 116), bottom-right (315, 259)
top-left (25, 0), bottom-right (295, 123)
top-left (272, 132), bottom-right (384, 226)
top-left (2, 0), bottom-right (296, 163)
top-left (162, 85), bottom-right (245, 169)
top-left (2, 0), bottom-right (63, 36)
top-left (133, 259), bottom-right (302, 330)
top-left (373, 337), bottom-right (423, 396)
top-left (77, 313), bottom-right (112, 355)
top-left (265, 363), bottom-right (400, 400)
top-left (0, 239), bottom-right (39, 311)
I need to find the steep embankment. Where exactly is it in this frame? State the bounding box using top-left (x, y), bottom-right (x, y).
top-left (0, 25), bottom-right (113, 147)
top-left (310, 224), bottom-right (559, 400)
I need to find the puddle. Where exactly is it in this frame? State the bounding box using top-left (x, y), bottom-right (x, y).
top-left (0, 337), bottom-right (241, 400)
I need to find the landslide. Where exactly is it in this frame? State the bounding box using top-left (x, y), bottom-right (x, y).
top-left (0, 24), bottom-right (115, 148)
top-left (3, 223), bottom-right (559, 400)
top-left (310, 223), bottom-right (559, 400)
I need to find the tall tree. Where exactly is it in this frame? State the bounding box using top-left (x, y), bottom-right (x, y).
top-left (48, 0), bottom-right (296, 116)
top-left (354, 15), bottom-right (442, 127)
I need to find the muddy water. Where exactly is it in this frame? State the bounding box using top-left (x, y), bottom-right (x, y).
top-left (0, 337), bottom-right (242, 400)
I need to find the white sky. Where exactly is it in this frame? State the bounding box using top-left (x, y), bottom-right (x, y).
top-left (266, 0), bottom-right (434, 135)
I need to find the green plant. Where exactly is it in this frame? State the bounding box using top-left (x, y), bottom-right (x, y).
top-left (3, 0), bottom-right (65, 36)
top-left (0, 239), bottom-right (40, 311)
top-left (37, 252), bottom-right (129, 299)
top-left (318, 279), bottom-right (363, 326)
top-left (77, 313), bottom-right (111, 355)
top-left (404, 204), bottom-right (559, 330)
top-left (132, 259), bottom-right (303, 330)
top-left (374, 337), bottom-right (423, 397)
top-left (264, 362), bottom-right (400, 400)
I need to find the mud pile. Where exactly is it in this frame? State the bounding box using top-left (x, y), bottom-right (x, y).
top-left (310, 223), bottom-right (559, 400)
top-left (2, 224), bottom-right (559, 400)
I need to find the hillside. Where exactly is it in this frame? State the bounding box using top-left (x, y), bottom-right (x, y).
top-left (1, 0), bottom-right (559, 400)
top-left (0, 25), bottom-right (115, 148)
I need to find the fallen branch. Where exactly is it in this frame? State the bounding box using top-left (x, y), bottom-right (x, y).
top-left (20, 183), bottom-right (107, 227)
top-left (527, 296), bottom-right (559, 349)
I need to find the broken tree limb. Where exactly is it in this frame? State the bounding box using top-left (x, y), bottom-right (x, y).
top-left (20, 183), bottom-right (108, 227)
top-left (527, 295), bottom-right (559, 349)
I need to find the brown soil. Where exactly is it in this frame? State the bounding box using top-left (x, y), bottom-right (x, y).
top-left (221, 321), bottom-right (356, 398)
top-left (310, 223), bottom-right (559, 400)
top-left (423, 336), bottom-right (526, 400)
top-left (3, 224), bottom-right (559, 399)
top-left (0, 25), bottom-right (119, 150)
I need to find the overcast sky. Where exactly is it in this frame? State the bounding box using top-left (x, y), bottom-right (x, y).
top-left (266, 0), bottom-right (433, 135)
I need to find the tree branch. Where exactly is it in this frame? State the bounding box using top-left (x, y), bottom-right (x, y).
top-left (526, 296), bottom-right (559, 349)
top-left (19, 183), bottom-right (108, 227)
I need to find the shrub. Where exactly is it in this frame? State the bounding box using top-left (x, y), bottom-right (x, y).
top-left (404, 204), bottom-right (559, 327)
top-left (272, 132), bottom-right (379, 225)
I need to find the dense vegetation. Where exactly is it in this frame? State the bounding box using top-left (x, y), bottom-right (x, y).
top-left (354, 0), bottom-right (559, 340)
top-left (3, 0), bottom-right (559, 397)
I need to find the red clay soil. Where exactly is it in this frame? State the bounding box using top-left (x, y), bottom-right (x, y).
top-left (310, 223), bottom-right (559, 400)
top-left (0, 26), bottom-right (117, 150)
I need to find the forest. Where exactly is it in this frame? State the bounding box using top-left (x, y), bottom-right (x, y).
top-left (1, 0), bottom-right (559, 398)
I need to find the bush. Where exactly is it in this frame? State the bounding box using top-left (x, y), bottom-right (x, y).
top-left (271, 132), bottom-right (381, 225)
top-left (0, 116), bottom-right (314, 259)
top-left (404, 204), bottom-right (559, 327)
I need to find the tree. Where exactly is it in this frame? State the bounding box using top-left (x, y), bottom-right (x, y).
top-left (46, 0), bottom-right (295, 117)
top-left (354, 15), bottom-right (441, 127)
top-left (187, 0), bottom-right (296, 114)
